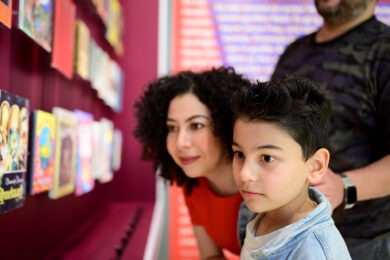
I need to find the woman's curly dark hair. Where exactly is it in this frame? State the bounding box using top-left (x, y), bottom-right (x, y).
top-left (133, 66), bottom-right (251, 194)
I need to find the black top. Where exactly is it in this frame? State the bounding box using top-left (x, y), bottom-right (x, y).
top-left (272, 16), bottom-right (390, 239)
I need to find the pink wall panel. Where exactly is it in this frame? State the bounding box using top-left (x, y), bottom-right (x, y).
top-left (109, 0), bottom-right (158, 202)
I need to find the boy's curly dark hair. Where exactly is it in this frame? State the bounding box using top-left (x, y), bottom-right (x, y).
top-left (133, 67), bottom-right (251, 194)
top-left (232, 77), bottom-right (332, 160)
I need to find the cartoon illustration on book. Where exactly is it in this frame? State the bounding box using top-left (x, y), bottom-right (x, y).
top-left (29, 110), bottom-right (55, 195)
top-left (18, 0), bottom-right (53, 52)
top-left (49, 107), bottom-right (76, 199)
top-left (0, 91), bottom-right (30, 213)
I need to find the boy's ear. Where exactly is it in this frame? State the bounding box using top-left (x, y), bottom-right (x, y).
top-left (307, 148), bottom-right (330, 184)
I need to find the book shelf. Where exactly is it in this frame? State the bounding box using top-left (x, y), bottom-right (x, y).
top-left (0, 0), bottom-right (158, 259)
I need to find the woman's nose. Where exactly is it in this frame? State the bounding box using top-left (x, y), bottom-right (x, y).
top-left (177, 128), bottom-right (192, 148)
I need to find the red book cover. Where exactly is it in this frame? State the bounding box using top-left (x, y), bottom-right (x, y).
top-left (51, 0), bottom-right (76, 79)
top-left (0, 0), bottom-right (12, 28)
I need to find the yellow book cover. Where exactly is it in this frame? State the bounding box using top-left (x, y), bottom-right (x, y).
top-left (29, 110), bottom-right (55, 195)
top-left (74, 20), bottom-right (90, 80)
top-left (106, 0), bottom-right (123, 55)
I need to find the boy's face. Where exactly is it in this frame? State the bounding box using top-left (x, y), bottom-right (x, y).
top-left (232, 117), bottom-right (312, 214)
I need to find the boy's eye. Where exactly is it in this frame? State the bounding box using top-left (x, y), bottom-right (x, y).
top-left (190, 123), bottom-right (204, 130)
top-left (233, 151), bottom-right (245, 160)
top-left (167, 125), bottom-right (178, 132)
top-left (261, 155), bottom-right (275, 163)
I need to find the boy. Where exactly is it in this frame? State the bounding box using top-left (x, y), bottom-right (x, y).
top-left (231, 78), bottom-right (351, 259)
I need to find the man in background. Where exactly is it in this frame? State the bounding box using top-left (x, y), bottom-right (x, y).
top-left (271, 0), bottom-right (390, 258)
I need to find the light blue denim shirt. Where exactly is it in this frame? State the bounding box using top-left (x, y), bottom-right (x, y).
top-left (238, 187), bottom-right (351, 260)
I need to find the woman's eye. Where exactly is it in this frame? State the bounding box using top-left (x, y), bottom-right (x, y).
top-left (261, 155), bottom-right (275, 163)
top-left (191, 123), bottom-right (204, 130)
top-left (167, 125), bottom-right (177, 132)
top-left (234, 151), bottom-right (245, 160)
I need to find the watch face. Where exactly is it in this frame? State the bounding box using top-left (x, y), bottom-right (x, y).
top-left (346, 186), bottom-right (357, 204)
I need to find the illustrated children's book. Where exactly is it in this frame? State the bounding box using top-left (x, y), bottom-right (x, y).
top-left (29, 110), bottom-right (55, 195)
top-left (99, 118), bottom-right (113, 183)
top-left (89, 39), bottom-right (98, 83)
top-left (0, 0), bottom-right (12, 28)
top-left (106, 0), bottom-right (123, 55)
top-left (0, 90), bottom-right (30, 213)
top-left (94, 48), bottom-right (109, 97)
top-left (74, 20), bottom-right (90, 80)
top-left (89, 39), bottom-right (106, 91)
top-left (99, 60), bottom-right (123, 112)
top-left (108, 60), bottom-right (123, 112)
top-left (91, 120), bottom-right (103, 180)
top-left (18, 0), bottom-right (53, 52)
top-left (74, 110), bottom-right (94, 196)
top-left (51, 0), bottom-right (76, 79)
top-left (49, 107), bottom-right (76, 199)
top-left (92, 0), bottom-right (106, 22)
top-left (111, 129), bottom-right (122, 172)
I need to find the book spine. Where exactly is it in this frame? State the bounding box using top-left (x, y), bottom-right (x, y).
top-left (28, 110), bottom-right (37, 195)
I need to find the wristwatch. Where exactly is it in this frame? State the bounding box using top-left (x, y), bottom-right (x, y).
top-left (340, 173), bottom-right (357, 209)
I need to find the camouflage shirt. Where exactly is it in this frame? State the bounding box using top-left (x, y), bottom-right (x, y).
top-left (272, 16), bottom-right (390, 239)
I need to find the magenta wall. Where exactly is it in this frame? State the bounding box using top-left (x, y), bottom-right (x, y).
top-left (0, 0), bottom-right (157, 259)
top-left (109, 0), bottom-right (158, 203)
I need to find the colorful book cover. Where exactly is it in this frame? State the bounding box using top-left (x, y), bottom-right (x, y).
top-left (51, 0), bottom-right (76, 79)
top-left (89, 39), bottom-right (105, 90)
top-left (74, 20), bottom-right (90, 80)
top-left (91, 120), bottom-right (103, 180)
top-left (91, 0), bottom-right (102, 11)
top-left (99, 118), bottom-right (113, 183)
top-left (105, 0), bottom-right (123, 55)
top-left (94, 50), bottom-right (109, 96)
top-left (101, 0), bottom-right (109, 23)
top-left (18, 0), bottom-right (53, 52)
top-left (0, 90), bottom-right (30, 213)
top-left (107, 60), bottom-right (123, 112)
top-left (74, 110), bottom-right (94, 196)
top-left (92, 0), bottom-right (105, 21)
top-left (98, 57), bottom-right (111, 105)
top-left (89, 39), bottom-right (97, 83)
top-left (49, 107), bottom-right (76, 199)
top-left (111, 129), bottom-right (122, 172)
top-left (0, 0), bottom-right (12, 28)
top-left (29, 110), bottom-right (55, 195)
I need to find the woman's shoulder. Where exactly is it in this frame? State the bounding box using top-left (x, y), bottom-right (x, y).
top-left (185, 178), bottom-right (241, 201)
top-left (184, 178), bottom-right (242, 212)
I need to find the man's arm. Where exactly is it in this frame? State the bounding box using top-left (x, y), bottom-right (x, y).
top-left (310, 154), bottom-right (390, 211)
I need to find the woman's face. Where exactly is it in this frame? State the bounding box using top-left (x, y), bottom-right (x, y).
top-left (166, 93), bottom-right (226, 178)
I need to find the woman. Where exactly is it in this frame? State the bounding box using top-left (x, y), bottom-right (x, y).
top-left (134, 67), bottom-right (251, 259)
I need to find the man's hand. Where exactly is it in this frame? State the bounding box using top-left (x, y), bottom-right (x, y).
top-left (309, 168), bottom-right (344, 212)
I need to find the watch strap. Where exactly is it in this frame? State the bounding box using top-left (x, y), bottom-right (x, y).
top-left (340, 173), bottom-right (357, 210)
